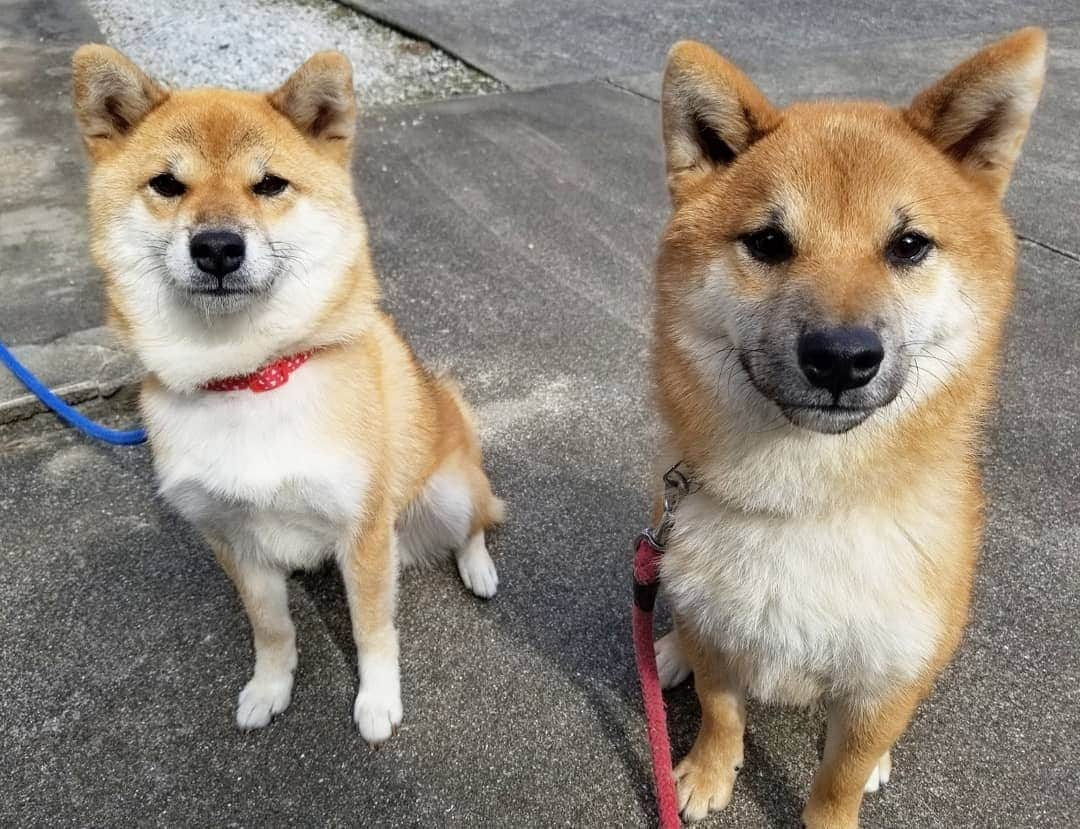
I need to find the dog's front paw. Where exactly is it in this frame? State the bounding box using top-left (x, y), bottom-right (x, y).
top-left (655, 631), bottom-right (692, 689)
top-left (353, 682), bottom-right (403, 747)
top-left (675, 753), bottom-right (738, 822)
top-left (236, 672), bottom-right (293, 730)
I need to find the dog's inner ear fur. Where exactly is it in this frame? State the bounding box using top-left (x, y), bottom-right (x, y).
top-left (661, 41), bottom-right (777, 200)
top-left (269, 52), bottom-right (357, 160)
top-left (73, 45), bottom-right (167, 158)
top-left (690, 111), bottom-right (737, 166)
top-left (906, 27), bottom-right (1047, 197)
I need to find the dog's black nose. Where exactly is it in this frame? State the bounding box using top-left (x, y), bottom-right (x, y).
top-left (190, 230), bottom-right (245, 277)
top-left (798, 327), bottom-right (884, 395)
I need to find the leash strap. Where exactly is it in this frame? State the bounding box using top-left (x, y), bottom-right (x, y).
top-left (633, 532), bottom-right (681, 829)
top-left (0, 339), bottom-right (147, 445)
top-left (631, 461), bottom-right (695, 827)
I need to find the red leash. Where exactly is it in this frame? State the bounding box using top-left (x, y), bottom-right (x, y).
top-left (632, 463), bottom-right (694, 829)
top-left (633, 534), bottom-right (681, 829)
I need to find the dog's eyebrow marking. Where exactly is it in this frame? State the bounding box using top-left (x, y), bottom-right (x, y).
top-left (227, 128), bottom-right (263, 158)
top-left (166, 122), bottom-right (200, 146)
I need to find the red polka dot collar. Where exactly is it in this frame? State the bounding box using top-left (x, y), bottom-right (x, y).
top-left (203, 351), bottom-right (313, 393)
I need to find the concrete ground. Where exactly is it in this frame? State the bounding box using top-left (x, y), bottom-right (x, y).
top-left (1, 0), bottom-right (1077, 827)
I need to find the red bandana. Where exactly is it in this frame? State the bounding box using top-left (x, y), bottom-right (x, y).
top-left (203, 352), bottom-right (313, 393)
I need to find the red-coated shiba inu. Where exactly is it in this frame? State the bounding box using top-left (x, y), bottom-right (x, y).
top-left (72, 46), bottom-right (504, 742)
top-left (649, 29), bottom-right (1046, 827)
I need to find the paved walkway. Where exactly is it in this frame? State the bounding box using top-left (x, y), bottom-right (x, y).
top-left (1, 1), bottom-right (1077, 826)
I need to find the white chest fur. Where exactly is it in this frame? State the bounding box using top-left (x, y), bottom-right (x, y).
top-left (143, 366), bottom-right (369, 570)
top-left (662, 492), bottom-right (943, 706)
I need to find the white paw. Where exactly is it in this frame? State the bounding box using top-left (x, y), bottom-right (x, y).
top-left (236, 672), bottom-right (293, 730)
top-left (456, 533), bottom-right (499, 598)
top-left (656, 631), bottom-right (692, 689)
top-left (354, 660), bottom-right (406, 751)
top-left (356, 682), bottom-right (403, 746)
top-left (864, 750), bottom-right (892, 793)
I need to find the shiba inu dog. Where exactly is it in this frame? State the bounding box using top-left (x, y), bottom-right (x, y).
top-left (649, 29), bottom-right (1046, 827)
top-left (72, 46), bottom-right (504, 742)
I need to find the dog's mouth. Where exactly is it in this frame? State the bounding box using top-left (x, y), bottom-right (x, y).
top-left (776, 403), bottom-right (875, 434)
top-left (179, 273), bottom-right (277, 314)
top-left (189, 284), bottom-right (258, 297)
top-left (190, 286), bottom-right (254, 297)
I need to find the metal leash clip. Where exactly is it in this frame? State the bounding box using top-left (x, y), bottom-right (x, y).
top-left (641, 460), bottom-right (694, 552)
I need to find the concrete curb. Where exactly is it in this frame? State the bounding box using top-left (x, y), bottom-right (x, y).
top-left (0, 327), bottom-right (142, 425)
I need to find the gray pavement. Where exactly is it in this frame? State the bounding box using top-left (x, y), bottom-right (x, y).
top-left (1, 1), bottom-right (1078, 827)
top-left (341, 0), bottom-right (1079, 89)
top-left (0, 0), bottom-right (103, 346)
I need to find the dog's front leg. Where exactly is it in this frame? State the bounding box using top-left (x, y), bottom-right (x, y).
top-left (674, 627), bottom-right (747, 822)
top-left (802, 689), bottom-right (923, 829)
top-left (213, 541), bottom-right (297, 730)
top-left (341, 509), bottom-right (402, 747)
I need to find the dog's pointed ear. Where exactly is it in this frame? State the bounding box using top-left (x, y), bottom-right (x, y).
top-left (906, 28), bottom-right (1047, 198)
top-left (73, 45), bottom-right (167, 160)
top-left (269, 51), bottom-right (356, 162)
top-left (661, 41), bottom-right (779, 203)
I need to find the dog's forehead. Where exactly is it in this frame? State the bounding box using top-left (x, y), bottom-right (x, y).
top-left (149, 90), bottom-right (291, 164)
top-left (744, 104), bottom-right (951, 236)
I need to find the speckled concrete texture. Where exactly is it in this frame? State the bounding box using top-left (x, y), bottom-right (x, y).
top-left (1, 1), bottom-right (1077, 827)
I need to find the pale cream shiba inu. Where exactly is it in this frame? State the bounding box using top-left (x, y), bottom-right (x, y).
top-left (648, 29), bottom-right (1046, 828)
top-left (72, 46), bottom-right (504, 742)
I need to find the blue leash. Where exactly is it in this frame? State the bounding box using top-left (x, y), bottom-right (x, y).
top-left (0, 338), bottom-right (147, 445)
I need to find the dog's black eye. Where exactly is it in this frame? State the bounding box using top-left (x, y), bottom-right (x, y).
top-left (253, 174), bottom-right (289, 197)
top-left (740, 226), bottom-right (794, 265)
top-left (887, 232), bottom-right (933, 266)
top-left (148, 173), bottom-right (186, 198)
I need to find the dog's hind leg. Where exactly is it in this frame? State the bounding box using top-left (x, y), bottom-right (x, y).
top-left (396, 460), bottom-right (504, 598)
top-left (396, 376), bottom-right (505, 598)
top-left (656, 628), bottom-right (693, 689)
top-left (213, 541), bottom-right (297, 730)
top-left (863, 750), bottom-right (892, 793)
top-left (804, 691), bottom-right (921, 829)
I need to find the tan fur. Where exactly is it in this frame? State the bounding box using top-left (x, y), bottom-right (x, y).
top-left (652, 29), bottom-right (1046, 827)
top-left (73, 46), bottom-right (503, 738)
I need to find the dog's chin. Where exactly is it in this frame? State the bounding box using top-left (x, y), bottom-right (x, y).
top-left (778, 404), bottom-right (875, 434)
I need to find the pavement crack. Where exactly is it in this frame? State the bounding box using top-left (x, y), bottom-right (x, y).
top-left (331, 0), bottom-right (507, 91)
top-left (604, 77), bottom-right (658, 103)
top-left (1017, 234), bottom-right (1080, 264)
